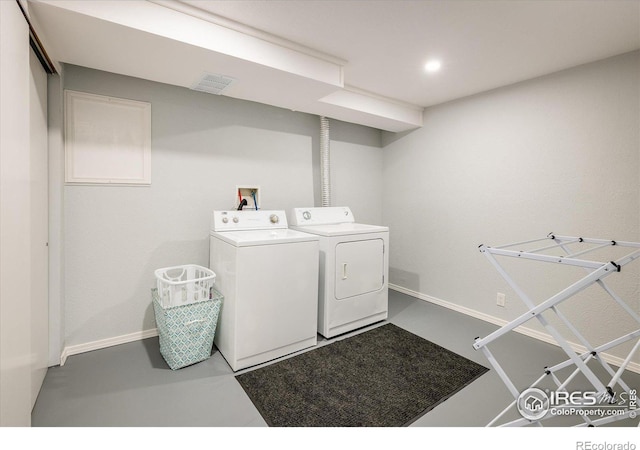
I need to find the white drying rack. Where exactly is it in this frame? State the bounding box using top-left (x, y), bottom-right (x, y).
top-left (475, 233), bottom-right (640, 427)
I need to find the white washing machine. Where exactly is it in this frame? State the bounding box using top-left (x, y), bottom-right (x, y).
top-left (289, 206), bottom-right (389, 338)
top-left (209, 210), bottom-right (319, 371)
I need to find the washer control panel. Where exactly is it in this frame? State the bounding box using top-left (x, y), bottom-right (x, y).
top-left (289, 206), bottom-right (355, 226)
top-left (212, 210), bottom-right (288, 231)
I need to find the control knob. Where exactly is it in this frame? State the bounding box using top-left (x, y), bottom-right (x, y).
top-left (270, 214), bottom-right (279, 224)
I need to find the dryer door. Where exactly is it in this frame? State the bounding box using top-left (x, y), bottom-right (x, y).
top-left (335, 238), bottom-right (384, 300)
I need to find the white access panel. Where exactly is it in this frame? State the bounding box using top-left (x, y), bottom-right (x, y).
top-left (335, 239), bottom-right (384, 300)
top-left (64, 90), bottom-right (151, 185)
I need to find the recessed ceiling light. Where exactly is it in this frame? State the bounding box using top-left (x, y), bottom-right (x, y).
top-left (425, 60), bottom-right (442, 73)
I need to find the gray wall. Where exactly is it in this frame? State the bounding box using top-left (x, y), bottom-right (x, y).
top-left (60, 65), bottom-right (382, 348)
top-left (382, 51), bottom-right (640, 362)
top-left (59, 51), bottom-right (639, 366)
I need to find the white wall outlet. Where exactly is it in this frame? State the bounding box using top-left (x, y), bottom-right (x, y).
top-left (497, 292), bottom-right (506, 307)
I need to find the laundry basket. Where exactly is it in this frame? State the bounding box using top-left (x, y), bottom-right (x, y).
top-left (155, 264), bottom-right (216, 308)
top-left (152, 287), bottom-right (223, 370)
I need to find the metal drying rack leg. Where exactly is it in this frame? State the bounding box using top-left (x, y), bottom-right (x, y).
top-left (474, 234), bottom-right (640, 427)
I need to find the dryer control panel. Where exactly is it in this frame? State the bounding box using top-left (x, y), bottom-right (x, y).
top-left (289, 206), bottom-right (355, 226)
top-left (212, 210), bottom-right (288, 232)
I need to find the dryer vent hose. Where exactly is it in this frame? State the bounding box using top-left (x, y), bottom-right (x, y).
top-left (320, 116), bottom-right (331, 207)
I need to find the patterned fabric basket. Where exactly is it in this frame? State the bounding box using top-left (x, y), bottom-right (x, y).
top-left (152, 288), bottom-right (223, 370)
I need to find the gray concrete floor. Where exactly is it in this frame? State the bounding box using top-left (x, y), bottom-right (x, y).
top-left (31, 290), bottom-right (640, 435)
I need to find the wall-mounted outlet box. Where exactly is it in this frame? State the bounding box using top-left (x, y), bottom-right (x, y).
top-left (236, 185), bottom-right (260, 210)
top-left (497, 292), bottom-right (506, 307)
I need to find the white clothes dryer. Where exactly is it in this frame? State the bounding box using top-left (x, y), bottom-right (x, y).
top-left (289, 207), bottom-right (389, 338)
top-left (209, 210), bottom-right (319, 371)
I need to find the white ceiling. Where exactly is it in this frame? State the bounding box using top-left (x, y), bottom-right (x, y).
top-left (184, 0), bottom-right (640, 107)
top-left (28, 0), bottom-right (640, 132)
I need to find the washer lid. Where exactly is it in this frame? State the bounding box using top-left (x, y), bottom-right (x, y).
top-left (210, 228), bottom-right (319, 246)
top-left (290, 222), bottom-right (389, 237)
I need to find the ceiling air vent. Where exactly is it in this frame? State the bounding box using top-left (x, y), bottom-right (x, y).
top-left (191, 73), bottom-right (236, 95)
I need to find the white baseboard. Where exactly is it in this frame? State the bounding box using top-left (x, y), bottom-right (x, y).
top-left (389, 283), bottom-right (640, 375)
top-left (60, 328), bottom-right (158, 366)
top-left (58, 286), bottom-right (639, 376)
